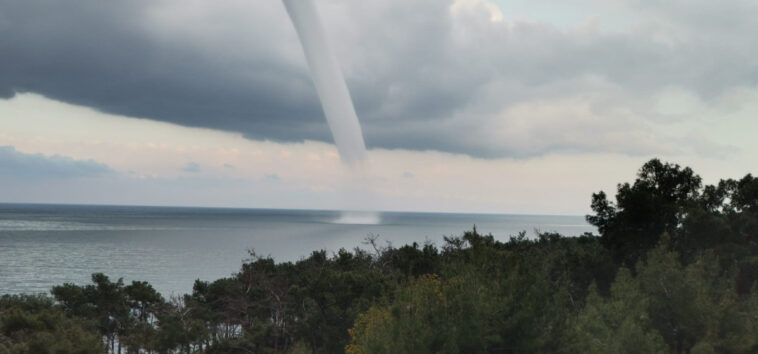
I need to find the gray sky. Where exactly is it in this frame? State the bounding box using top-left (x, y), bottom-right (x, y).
top-left (1, 0), bottom-right (757, 214)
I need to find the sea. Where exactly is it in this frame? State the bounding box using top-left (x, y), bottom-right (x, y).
top-left (0, 203), bottom-right (595, 297)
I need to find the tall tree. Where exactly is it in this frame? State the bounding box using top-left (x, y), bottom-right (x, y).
top-left (587, 158), bottom-right (702, 266)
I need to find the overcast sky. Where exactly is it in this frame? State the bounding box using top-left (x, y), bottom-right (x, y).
top-left (1, 0), bottom-right (757, 214)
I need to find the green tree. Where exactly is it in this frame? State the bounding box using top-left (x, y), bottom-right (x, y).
top-left (52, 273), bottom-right (130, 353)
top-left (122, 281), bottom-right (165, 353)
top-left (347, 274), bottom-right (496, 353)
top-left (570, 270), bottom-right (668, 354)
top-left (0, 295), bottom-right (103, 353)
top-left (587, 159), bottom-right (702, 266)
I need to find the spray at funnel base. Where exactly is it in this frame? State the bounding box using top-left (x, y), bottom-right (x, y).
top-left (282, 0), bottom-right (379, 223)
top-left (333, 210), bottom-right (381, 225)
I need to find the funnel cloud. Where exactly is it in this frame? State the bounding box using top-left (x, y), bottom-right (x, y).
top-left (282, 0), bottom-right (367, 166)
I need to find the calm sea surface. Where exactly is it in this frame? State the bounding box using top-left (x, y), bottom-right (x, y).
top-left (0, 203), bottom-right (594, 296)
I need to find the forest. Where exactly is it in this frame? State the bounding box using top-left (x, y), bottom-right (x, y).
top-left (2, 158), bottom-right (758, 353)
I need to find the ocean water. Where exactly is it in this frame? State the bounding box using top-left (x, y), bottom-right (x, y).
top-left (0, 203), bottom-right (595, 297)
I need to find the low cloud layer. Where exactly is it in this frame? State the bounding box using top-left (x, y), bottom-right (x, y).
top-left (0, 146), bottom-right (113, 180)
top-left (1, 0), bottom-right (755, 158)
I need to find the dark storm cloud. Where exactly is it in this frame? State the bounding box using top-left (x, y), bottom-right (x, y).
top-left (0, 146), bottom-right (113, 179)
top-left (2, 0), bottom-right (757, 158)
top-left (0, 1), bottom-right (330, 142)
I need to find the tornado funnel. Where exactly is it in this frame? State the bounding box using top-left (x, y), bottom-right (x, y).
top-left (282, 0), bottom-right (367, 166)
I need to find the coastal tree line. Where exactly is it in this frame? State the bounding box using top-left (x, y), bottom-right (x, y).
top-left (2, 158), bottom-right (758, 353)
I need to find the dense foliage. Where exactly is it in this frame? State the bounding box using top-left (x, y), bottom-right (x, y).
top-left (2, 158), bottom-right (758, 353)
